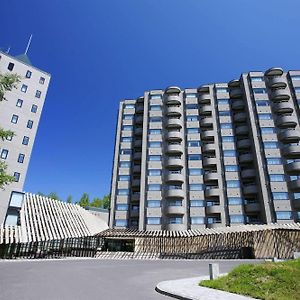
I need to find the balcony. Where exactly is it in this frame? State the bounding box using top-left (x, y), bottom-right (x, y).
top-left (239, 153), bottom-right (253, 163)
top-left (200, 130), bottom-right (215, 141)
top-left (232, 100), bottom-right (245, 110)
top-left (243, 184), bottom-right (258, 195)
top-left (273, 102), bottom-right (294, 114)
top-left (134, 139), bottom-right (142, 148)
top-left (134, 127), bottom-right (143, 136)
top-left (265, 67), bottom-right (284, 77)
top-left (203, 157), bottom-right (217, 167)
top-left (237, 139), bottom-right (251, 149)
top-left (166, 118), bottom-right (183, 129)
top-left (198, 93), bottom-right (211, 104)
top-left (136, 105), bottom-right (144, 114)
top-left (205, 187), bottom-right (220, 198)
top-left (278, 129), bottom-right (300, 143)
top-left (166, 95), bottom-right (181, 105)
top-left (235, 125), bottom-right (249, 136)
top-left (166, 106), bottom-right (182, 116)
top-left (241, 169), bottom-right (256, 179)
top-left (268, 76), bottom-right (287, 89)
top-left (228, 79), bottom-right (240, 88)
top-left (166, 131), bottom-right (183, 142)
top-left (165, 158), bottom-right (184, 169)
top-left (165, 223), bottom-right (186, 231)
top-left (165, 86), bottom-right (181, 94)
top-left (165, 173), bottom-right (184, 183)
top-left (233, 112), bottom-right (247, 123)
top-left (133, 152), bottom-right (142, 161)
top-left (199, 105), bottom-right (212, 115)
top-left (133, 165), bottom-right (141, 173)
top-left (276, 115), bottom-right (297, 128)
top-left (165, 205), bottom-right (185, 215)
top-left (244, 202), bottom-right (261, 213)
top-left (166, 144), bottom-right (183, 155)
top-left (132, 179), bottom-right (140, 187)
top-left (285, 162), bottom-right (300, 174)
top-left (131, 193), bottom-right (140, 202)
top-left (206, 205), bottom-right (221, 214)
top-left (135, 115), bottom-right (143, 124)
top-left (288, 179), bottom-right (300, 192)
top-left (282, 145), bottom-right (300, 158)
top-left (204, 172), bottom-right (219, 182)
top-left (200, 117), bottom-right (213, 128)
top-left (270, 89), bottom-right (290, 101)
top-left (202, 143), bottom-right (216, 154)
top-left (229, 88), bottom-right (243, 99)
top-left (165, 189), bottom-right (185, 198)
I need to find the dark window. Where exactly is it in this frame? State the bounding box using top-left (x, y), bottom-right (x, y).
top-left (35, 90), bottom-right (41, 98)
top-left (8, 62), bottom-right (14, 71)
top-left (13, 172), bottom-right (20, 182)
top-left (27, 120), bottom-right (33, 129)
top-left (22, 136), bottom-right (29, 145)
top-left (18, 154), bottom-right (25, 163)
top-left (11, 114), bottom-right (18, 124)
top-left (16, 99), bottom-right (23, 107)
top-left (39, 77), bottom-right (45, 84)
top-left (31, 105), bottom-right (38, 113)
top-left (26, 70), bottom-right (32, 78)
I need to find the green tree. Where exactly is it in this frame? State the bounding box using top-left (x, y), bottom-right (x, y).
top-left (102, 194), bottom-right (110, 209)
top-left (90, 197), bottom-right (102, 207)
top-left (78, 193), bottom-right (90, 207)
top-left (66, 195), bottom-right (73, 203)
top-left (0, 73), bottom-right (21, 188)
top-left (48, 192), bottom-right (60, 201)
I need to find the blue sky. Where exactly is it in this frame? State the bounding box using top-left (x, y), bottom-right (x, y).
top-left (1, 0), bottom-right (300, 202)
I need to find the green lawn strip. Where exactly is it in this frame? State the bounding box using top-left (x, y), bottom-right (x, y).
top-left (199, 259), bottom-right (300, 300)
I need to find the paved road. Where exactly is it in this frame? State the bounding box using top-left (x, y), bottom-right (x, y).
top-left (0, 258), bottom-right (261, 300)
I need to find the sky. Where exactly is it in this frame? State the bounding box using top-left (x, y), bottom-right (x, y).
top-left (1, 0), bottom-right (300, 202)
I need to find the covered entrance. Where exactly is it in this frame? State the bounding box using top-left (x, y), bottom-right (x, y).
top-left (103, 238), bottom-right (135, 252)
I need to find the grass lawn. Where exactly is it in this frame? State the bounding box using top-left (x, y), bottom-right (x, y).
top-left (200, 259), bottom-right (300, 300)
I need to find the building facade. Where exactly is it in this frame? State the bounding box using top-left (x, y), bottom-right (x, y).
top-left (110, 67), bottom-right (300, 231)
top-left (0, 51), bottom-right (50, 225)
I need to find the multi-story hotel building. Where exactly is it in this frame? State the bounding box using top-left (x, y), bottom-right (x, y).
top-left (110, 67), bottom-right (300, 231)
top-left (0, 51), bottom-right (50, 225)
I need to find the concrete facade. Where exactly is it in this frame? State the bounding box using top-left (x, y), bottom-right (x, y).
top-left (110, 67), bottom-right (300, 231)
top-left (0, 51), bottom-right (50, 225)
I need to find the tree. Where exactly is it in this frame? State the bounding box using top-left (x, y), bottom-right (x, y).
top-left (78, 193), bottom-right (90, 207)
top-left (102, 194), bottom-right (110, 209)
top-left (66, 195), bottom-right (73, 204)
top-left (0, 73), bottom-right (21, 188)
top-left (90, 197), bottom-right (102, 208)
top-left (48, 192), bottom-right (60, 201)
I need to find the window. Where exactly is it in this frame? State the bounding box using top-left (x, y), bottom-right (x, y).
top-left (119, 161), bottom-right (131, 168)
top-left (253, 88), bottom-right (267, 94)
top-left (258, 113), bottom-right (272, 120)
top-left (217, 99), bottom-right (230, 105)
top-left (188, 141), bottom-right (200, 147)
top-left (31, 104), bottom-right (38, 113)
top-left (148, 169), bottom-right (161, 176)
top-left (117, 189), bottom-right (129, 195)
top-left (188, 154), bottom-right (202, 160)
top-left (189, 169), bottom-right (203, 176)
top-left (149, 129), bottom-right (161, 135)
top-left (216, 88), bottom-right (228, 93)
top-left (148, 142), bottom-right (161, 148)
top-left (150, 94), bottom-right (162, 99)
top-left (168, 200), bottom-right (182, 206)
top-left (261, 127), bottom-right (276, 134)
top-left (147, 200), bottom-right (161, 207)
top-left (189, 184), bottom-right (204, 191)
top-left (168, 216), bottom-right (183, 224)
top-left (187, 128), bottom-right (200, 134)
top-left (118, 175), bottom-right (130, 181)
top-left (228, 197), bottom-right (243, 205)
top-left (256, 100), bottom-right (270, 106)
top-left (132, 204), bottom-right (139, 211)
top-left (263, 141), bottom-right (279, 149)
top-left (186, 115), bottom-right (199, 122)
top-left (218, 111), bottom-right (230, 116)
top-left (223, 150), bottom-right (236, 157)
top-left (220, 123), bottom-right (232, 129)
top-left (291, 75), bottom-right (300, 81)
top-left (9, 192), bottom-right (24, 208)
top-left (148, 184), bottom-right (161, 191)
top-left (149, 117), bottom-right (162, 122)
top-left (269, 174), bottom-right (285, 182)
top-left (266, 158), bottom-right (282, 165)
top-left (8, 62), bottom-right (14, 71)
top-left (0, 149), bottom-right (8, 159)
top-left (122, 125), bottom-right (133, 131)
top-left (39, 77), bottom-right (45, 84)
top-left (13, 172), bottom-right (20, 182)
top-left (276, 211), bottom-right (292, 220)
top-left (116, 204), bottom-right (128, 211)
top-left (225, 165), bottom-right (239, 172)
top-left (120, 149), bottom-right (132, 155)
top-left (27, 120), bottom-right (33, 129)
top-left (186, 93), bottom-right (197, 98)
top-left (17, 154), bottom-right (25, 163)
top-left (150, 105), bottom-right (161, 111)
top-left (22, 136), bottom-right (29, 145)
top-left (207, 217), bottom-right (220, 224)
top-left (226, 180), bottom-right (240, 188)
top-left (147, 217), bottom-right (161, 225)
top-left (190, 200), bottom-right (205, 207)
top-left (11, 114), bottom-right (18, 124)
top-left (121, 137), bottom-right (133, 143)
top-left (168, 185), bottom-right (182, 190)
top-left (186, 104), bottom-right (198, 109)
top-left (123, 114), bottom-right (134, 120)
top-left (148, 155), bottom-right (161, 161)
top-left (295, 87), bottom-right (300, 93)
top-left (16, 99), bottom-right (23, 107)
top-left (230, 215), bottom-right (245, 223)
top-left (21, 84), bottom-right (28, 93)
top-left (25, 70), bottom-right (32, 78)
top-left (124, 104), bottom-right (135, 109)
top-left (115, 219), bottom-right (127, 227)
top-left (222, 136), bottom-right (234, 143)
top-left (272, 192), bottom-right (289, 200)
top-left (251, 76), bottom-right (264, 82)
top-left (191, 216), bottom-right (205, 225)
